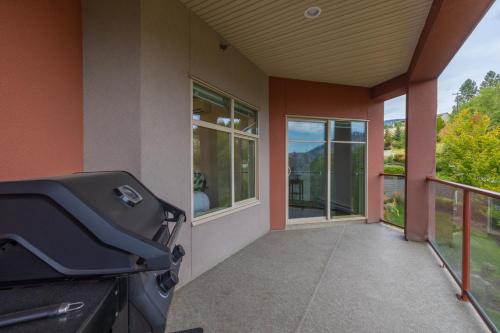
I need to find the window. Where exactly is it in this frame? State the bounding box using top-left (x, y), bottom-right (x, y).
top-left (192, 82), bottom-right (259, 218)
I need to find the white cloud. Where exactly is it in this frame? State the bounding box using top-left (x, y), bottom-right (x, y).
top-left (384, 95), bottom-right (406, 120)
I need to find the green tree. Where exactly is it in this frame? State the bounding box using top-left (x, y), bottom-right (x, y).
top-left (436, 116), bottom-right (446, 142)
top-left (394, 123), bottom-right (402, 141)
top-left (464, 83), bottom-right (500, 126)
top-left (437, 110), bottom-right (500, 191)
top-left (384, 129), bottom-right (392, 150)
top-left (480, 70), bottom-right (500, 90)
top-left (454, 79), bottom-right (478, 112)
top-left (392, 123), bottom-right (405, 149)
top-left (436, 116), bottom-right (445, 132)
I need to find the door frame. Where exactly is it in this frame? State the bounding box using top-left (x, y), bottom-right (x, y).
top-left (285, 115), bottom-right (369, 225)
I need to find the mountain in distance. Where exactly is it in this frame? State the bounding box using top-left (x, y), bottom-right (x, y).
top-left (384, 112), bottom-right (450, 126)
top-left (384, 118), bottom-right (404, 126)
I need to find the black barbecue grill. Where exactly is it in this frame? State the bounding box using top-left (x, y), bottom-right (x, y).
top-left (0, 171), bottom-right (191, 332)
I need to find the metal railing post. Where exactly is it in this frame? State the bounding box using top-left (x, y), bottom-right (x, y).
top-left (460, 189), bottom-right (471, 301)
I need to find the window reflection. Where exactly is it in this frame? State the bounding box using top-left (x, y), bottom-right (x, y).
top-left (331, 120), bottom-right (366, 142)
top-left (193, 126), bottom-right (231, 216)
top-left (234, 138), bottom-right (256, 201)
top-left (234, 102), bottom-right (258, 134)
top-left (192, 84), bottom-right (231, 127)
top-left (288, 142), bottom-right (327, 219)
top-left (288, 121), bottom-right (327, 141)
top-left (331, 143), bottom-right (365, 216)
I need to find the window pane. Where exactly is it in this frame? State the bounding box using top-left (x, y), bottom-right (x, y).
top-left (234, 137), bottom-right (256, 201)
top-left (193, 83), bottom-right (231, 127)
top-left (288, 121), bottom-right (326, 141)
top-left (234, 102), bottom-right (258, 134)
top-left (193, 125), bottom-right (231, 217)
top-left (331, 120), bottom-right (366, 142)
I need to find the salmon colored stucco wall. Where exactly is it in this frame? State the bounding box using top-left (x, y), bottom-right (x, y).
top-left (405, 79), bottom-right (437, 241)
top-left (0, 0), bottom-right (83, 181)
top-left (269, 77), bottom-right (384, 230)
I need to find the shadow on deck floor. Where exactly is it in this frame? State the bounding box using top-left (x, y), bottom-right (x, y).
top-left (167, 223), bottom-right (487, 333)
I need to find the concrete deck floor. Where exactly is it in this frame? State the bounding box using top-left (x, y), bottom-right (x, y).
top-left (167, 223), bottom-right (488, 333)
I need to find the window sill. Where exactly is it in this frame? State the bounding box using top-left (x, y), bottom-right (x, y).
top-left (192, 199), bottom-right (260, 227)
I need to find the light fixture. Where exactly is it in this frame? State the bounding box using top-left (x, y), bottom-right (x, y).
top-left (304, 6), bottom-right (321, 19)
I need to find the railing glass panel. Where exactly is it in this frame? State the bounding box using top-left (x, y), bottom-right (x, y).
top-left (469, 192), bottom-right (500, 329)
top-left (382, 175), bottom-right (405, 228)
top-left (429, 182), bottom-right (464, 280)
top-left (428, 177), bottom-right (500, 332)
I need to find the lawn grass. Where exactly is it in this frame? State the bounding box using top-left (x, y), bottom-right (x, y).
top-left (469, 229), bottom-right (500, 330)
top-left (383, 198), bottom-right (405, 228)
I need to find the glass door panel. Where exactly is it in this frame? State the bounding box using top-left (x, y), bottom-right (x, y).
top-left (288, 121), bottom-right (327, 220)
top-left (330, 142), bottom-right (366, 217)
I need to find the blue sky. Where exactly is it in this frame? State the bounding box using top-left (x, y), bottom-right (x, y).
top-left (384, 2), bottom-right (500, 120)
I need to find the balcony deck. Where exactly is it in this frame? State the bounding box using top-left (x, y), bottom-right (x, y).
top-left (167, 223), bottom-right (488, 333)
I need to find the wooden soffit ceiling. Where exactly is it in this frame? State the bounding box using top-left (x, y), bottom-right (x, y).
top-left (181, 0), bottom-right (433, 87)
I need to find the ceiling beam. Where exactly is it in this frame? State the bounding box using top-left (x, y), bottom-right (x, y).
top-left (370, 0), bottom-right (493, 100)
top-left (408, 0), bottom-right (494, 82)
top-left (370, 73), bottom-right (407, 100)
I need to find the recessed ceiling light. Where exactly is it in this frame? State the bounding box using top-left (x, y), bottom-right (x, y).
top-left (304, 6), bottom-right (321, 19)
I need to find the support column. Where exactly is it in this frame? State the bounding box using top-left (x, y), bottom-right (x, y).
top-left (405, 79), bottom-right (437, 241)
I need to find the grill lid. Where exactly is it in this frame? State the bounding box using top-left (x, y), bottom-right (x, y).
top-left (0, 171), bottom-right (185, 282)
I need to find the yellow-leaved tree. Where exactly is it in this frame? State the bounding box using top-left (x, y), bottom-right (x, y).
top-left (437, 109), bottom-right (500, 192)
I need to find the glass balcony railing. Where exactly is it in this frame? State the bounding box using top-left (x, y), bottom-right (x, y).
top-left (428, 181), bottom-right (464, 278)
top-left (381, 173), bottom-right (405, 228)
top-left (428, 177), bottom-right (500, 332)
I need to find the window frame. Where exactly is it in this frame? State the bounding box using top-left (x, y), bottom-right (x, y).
top-left (191, 79), bottom-right (260, 225)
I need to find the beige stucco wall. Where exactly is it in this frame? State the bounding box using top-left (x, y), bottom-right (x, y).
top-left (83, 0), bottom-right (142, 176)
top-left (83, 0), bottom-right (269, 285)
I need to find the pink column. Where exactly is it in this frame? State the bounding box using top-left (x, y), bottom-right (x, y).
top-left (405, 79), bottom-right (437, 241)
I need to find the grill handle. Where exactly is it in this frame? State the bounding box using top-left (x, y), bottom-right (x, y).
top-left (157, 198), bottom-right (186, 251)
top-left (165, 214), bottom-right (184, 251)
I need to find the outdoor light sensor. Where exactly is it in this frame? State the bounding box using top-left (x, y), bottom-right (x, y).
top-left (304, 6), bottom-right (321, 19)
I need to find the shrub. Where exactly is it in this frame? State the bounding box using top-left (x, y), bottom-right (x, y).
top-left (384, 164), bottom-right (405, 174)
top-left (393, 152), bottom-right (406, 163)
top-left (436, 197), bottom-right (454, 211)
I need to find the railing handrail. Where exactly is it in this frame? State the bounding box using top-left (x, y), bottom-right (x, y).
top-left (380, 173), bottom-right (405, 177)
top-left (426, 176), bottom-right (500, 200)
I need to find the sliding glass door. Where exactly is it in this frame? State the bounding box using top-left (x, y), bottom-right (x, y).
top-left (287, 118), bottom-right (366, 222)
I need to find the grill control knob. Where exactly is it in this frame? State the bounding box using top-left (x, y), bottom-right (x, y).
top-left (172, 245), bottom-right (185, 262)
top-left (157, 270), bottom-right (178, 294)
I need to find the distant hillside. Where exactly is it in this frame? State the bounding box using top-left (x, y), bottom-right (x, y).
top-left (384, 113), bottom-right (449, 126)
top-left (384, 119), bottom-right (405, 126)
